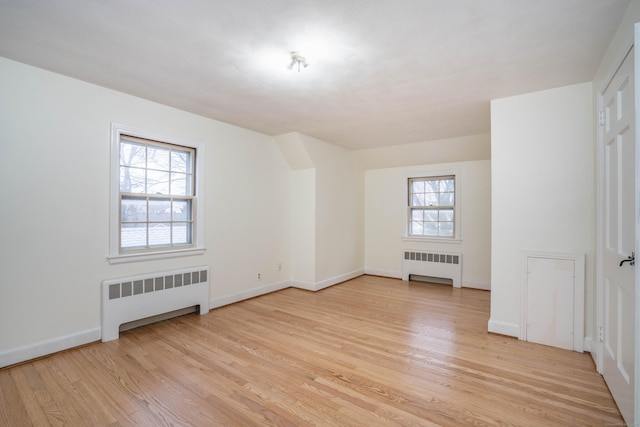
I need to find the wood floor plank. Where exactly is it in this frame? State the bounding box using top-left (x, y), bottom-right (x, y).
top-left (0, 367), bottom-right (31, 426)
top-left (0, 276), bottom-right (625, 426)
top-left (9, 367), bottom-right (51, 426)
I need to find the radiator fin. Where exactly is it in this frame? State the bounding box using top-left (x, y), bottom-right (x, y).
top-left (403, 251), bottom-right (459, 265)
top-left (108, 269), bottom-right (208, 300)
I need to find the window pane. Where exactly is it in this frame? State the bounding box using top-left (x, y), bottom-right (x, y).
top-left (171, 150), bottom-right (191, 173)
top-left (147, 145), bottom-right (170, 170)
top-left (440, 179), bottom-right (454, 192)
top-left (148, 198), bottom-right (171, 221)
top-left (411, 181), bottom-right (425, 193)
top-left (425, 210), bottom-right (438, 221)
top-left (121, 223), bottom-right (147, 248)
top-left (173, 199), bottom-right (192, 220)
top-left (424, 222), bottom-right (438, 236)
top-left (439, 209), bottom-right (453, 221)
top-left (148, 223), bottom-right (171, 246)
top-left (439, 222), bottom-right (454, 236)
top-left (120, 141), bottom-right (146, 168)
top-left (173, 222), bottom-right (192, 245)
top-left (171, 172), bottom-right (189, 196)
top-left (425, 180), bottom-right (439, 192)
top-left (439, 192), bottom-right (454, 206)
top-left (147, 170), bottom-right (170, 194)
top-left (411, 194), bottom-right (425, 206)
top-left (425, 193), bottom-right (438, 206)
top-left (121, 197), bottom-right (147, 222)
top-left (120, 166), bottom-right (146, 193)
top-left (410, 221), bottom-right (423, 235)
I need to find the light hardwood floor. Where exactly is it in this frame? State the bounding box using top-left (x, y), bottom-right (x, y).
top-left (0, 275), bottom-right (624, 426)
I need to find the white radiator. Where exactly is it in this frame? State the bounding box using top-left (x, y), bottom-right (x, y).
top-left (101, 266), bottom-right (209, 342)
top-left (402, 250), bottom-right (462, 288)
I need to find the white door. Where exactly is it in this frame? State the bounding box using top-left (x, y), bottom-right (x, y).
top-left (524, 254), bottom-right (585, 352)
top-left (601, 46), bottom-right (636, 426)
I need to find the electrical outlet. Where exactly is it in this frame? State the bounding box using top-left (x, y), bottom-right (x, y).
top-left (257, 272), bottom-right (261, 280)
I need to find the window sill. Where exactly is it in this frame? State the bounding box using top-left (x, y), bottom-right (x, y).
top-left (107, 247), bottom-right (206, 264)
top-left (402, 236), bottom-right (462, 244)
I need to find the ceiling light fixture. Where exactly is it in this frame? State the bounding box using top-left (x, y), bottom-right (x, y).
top-left (289, 51), bottom-right (309, 72)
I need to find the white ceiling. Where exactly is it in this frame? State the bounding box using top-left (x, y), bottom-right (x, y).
top-left (0, 0), bottom-right (630, 150)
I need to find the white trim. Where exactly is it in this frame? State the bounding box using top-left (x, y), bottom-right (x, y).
top-left (209, 281), bottom-right (291, 309)
top-left (595, 69), bottom-right (607, 373)
top-left (290, 280), bottom-right (316, 291)
top-left (364, 268), bottom-right (403, 279)
top-left (520, 251), bottom-right (585, 352)
top-left (0, 328), bottom-right (101, 368)
top-left (401, 236), bottom-right (462, 244)
top-left (584, 336), bottom-right (594, 353)
top-left (208, 270), bottom-right (365, 307)
top-left (487, 319), bottom-right (519, 337)
top-left (107, 247), bottom-right (206, 264)
top-left (462, 281), bottom-right (491, 290)
top-left (109, 123), bottom-right (206, 264)
top-left (402, 168), bottom-right (462, 241)
top-left (635, 24), bottom-right (640, 425)
top-left (293, 269), bottom-right (364, 292)
top-left (314, 269), bottom-right (364, 291)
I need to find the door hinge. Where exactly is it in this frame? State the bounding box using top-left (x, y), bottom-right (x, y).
top-left (598, 326), bottom-right (604, 342)
top-left (598, 111), bottom-right (606, 127)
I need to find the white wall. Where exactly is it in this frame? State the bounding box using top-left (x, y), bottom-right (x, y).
top-left (0, 57), bottom-right (292, 365)
top-left (363, 160), bottom-right (491, 289)
top-left (290, 168), bottom-right (316, 286)
top-left (355, 133), bottom-right (490, 170)
top-left (298, 134), bottom-right (365, 286)
top-left (272, 132), bottom-right (365, 290)
top-left (490, 82), bottom-right (594, 337)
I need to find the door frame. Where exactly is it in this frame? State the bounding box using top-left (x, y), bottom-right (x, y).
top-left (595, 27), bottom-right (639, 423)
top-left (635, 24), bottom-right (640, 424)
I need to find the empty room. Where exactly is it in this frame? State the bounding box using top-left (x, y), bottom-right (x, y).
top-left (0, 0), bottom-right (638, 425)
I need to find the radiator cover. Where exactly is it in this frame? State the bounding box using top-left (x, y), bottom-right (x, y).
top-left (101, 266), bottom-right (209, 342)
top-left (402, 251), bottom-right (462, 288)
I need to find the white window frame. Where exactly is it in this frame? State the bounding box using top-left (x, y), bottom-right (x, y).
top-left (108, 123), bottom-right (205, 264)
top-left (403, 169), bottom-right (461, 243)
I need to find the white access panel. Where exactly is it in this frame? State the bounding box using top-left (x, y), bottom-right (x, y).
top-left (521, 253), bottom-right (585, 352)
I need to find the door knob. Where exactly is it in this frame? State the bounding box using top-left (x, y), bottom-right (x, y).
top-left (620, 252), bottom-right (635, 267)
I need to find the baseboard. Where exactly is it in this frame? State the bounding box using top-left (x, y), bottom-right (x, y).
top-left (364, 268), bottom-right (402, 279)
top-left (462, 281), bottom-right (491, 290)
top-left (290, 280), bottom-right (315, 291)
top-left (583, 336), bottom-right (593, 353)
top-left (0, 327), bottom-right (101, 368)
top-left (293, 269), bottom-right (365, 292)
top-left (487, 319), bottom-right (519, 338)
top-left (588, 340), bottom-right (602, 373)
top-left (209, 280), bottom-right (291, 309)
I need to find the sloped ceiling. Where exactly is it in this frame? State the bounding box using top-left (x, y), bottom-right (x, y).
top-left (0, 0), bottom-right (630, 149)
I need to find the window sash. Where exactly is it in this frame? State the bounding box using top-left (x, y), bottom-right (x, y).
top-left (118, 135), bottom-right (196, 253)
top-left (408, 175), bottom-right (455, 238)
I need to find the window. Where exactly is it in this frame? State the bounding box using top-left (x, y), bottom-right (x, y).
top-left (408, 175), bottom-right (455, 238)
top-left (119, 135), bottom-right (195, 251)
top-left (109, 124), bottom-right (204, 263)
